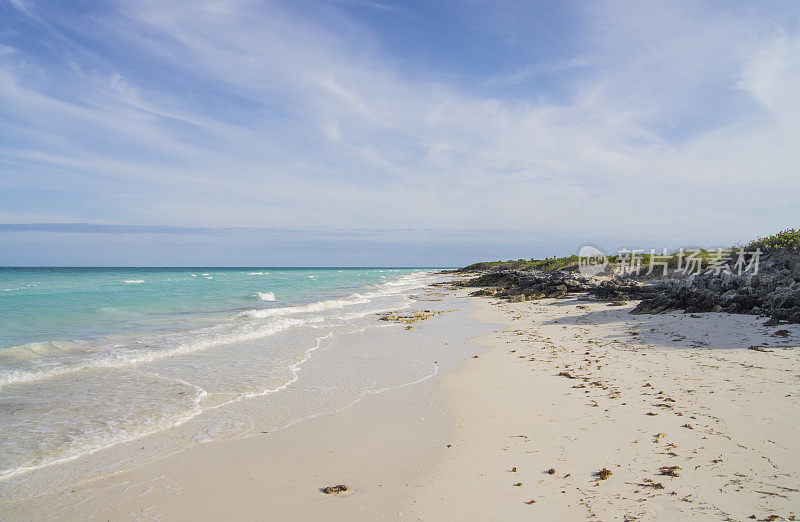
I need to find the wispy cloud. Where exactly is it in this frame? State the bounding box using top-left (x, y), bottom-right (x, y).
top-left (484, 56), bottom-right (593, 88)
top-left (1, 0), bottom-right (799, 264)
top-left (5, 0), bottom-right (32, 16)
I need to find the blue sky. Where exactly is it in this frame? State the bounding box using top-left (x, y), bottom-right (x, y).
top-left (1, 0), bottom-right (799, 265)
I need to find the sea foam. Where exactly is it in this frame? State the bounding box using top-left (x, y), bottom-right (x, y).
top-left (256, 291), bottom-right (276, 301)
top-left (0, 316), bottom-right (317, 390)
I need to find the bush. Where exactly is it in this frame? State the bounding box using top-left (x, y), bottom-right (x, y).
top-left (747, 228), bottom-right (800, 251)
top-left (460, 229), bottom-right (799, 271)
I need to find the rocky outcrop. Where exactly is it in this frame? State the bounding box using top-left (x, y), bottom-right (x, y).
top-left (460, 250), bottom-right (800, 324)
top-left (631, 251), bottom-right (800, 323)
top-left (460, 270), bottom-right (594, 301)
top-left (459, 269), bottom-right (667, 302)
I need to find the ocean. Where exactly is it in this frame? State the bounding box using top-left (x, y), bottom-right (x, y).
top-left (0, 267), bottom-right (439, 481)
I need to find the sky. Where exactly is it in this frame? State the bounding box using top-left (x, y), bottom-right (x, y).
top-left (1, 0), bottom-right (799, 266)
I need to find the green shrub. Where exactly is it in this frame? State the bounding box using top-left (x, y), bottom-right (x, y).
top-left (747, 228), bottom-right (800, 251)
top-left (461, 229), bottom-right (798, 271)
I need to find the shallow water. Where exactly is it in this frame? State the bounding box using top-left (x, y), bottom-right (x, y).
top-left (0, 267), bottom-right (437, 480)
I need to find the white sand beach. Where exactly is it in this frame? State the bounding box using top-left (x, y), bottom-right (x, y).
top-left (5, 1), bottom-right (800, 519)
top-left (2, 287), bottom-right (799, 521)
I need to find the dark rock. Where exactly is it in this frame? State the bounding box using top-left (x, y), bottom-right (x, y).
top-left (461, 250), bottom-right (800, 323)
top-left (462, 270), bottom-right (596, 302)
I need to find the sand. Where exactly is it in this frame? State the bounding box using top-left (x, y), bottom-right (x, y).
top-left (413, 295), bottom-right (800, 521)
top-left (2, 289), bottom-right (799, 521)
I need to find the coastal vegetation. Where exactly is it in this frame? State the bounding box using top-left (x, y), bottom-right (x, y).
top-left (462, 229), bottom-right (799, 274)
top-left (462, 256), bottom-right (580, 272)
top-left (748, 228), bottom-right (800, 251)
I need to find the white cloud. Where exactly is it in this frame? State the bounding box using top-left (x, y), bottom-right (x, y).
top-left (1, 0), bottom-right (799, 250)
top-left (738, 34), bottom-right (800, 119)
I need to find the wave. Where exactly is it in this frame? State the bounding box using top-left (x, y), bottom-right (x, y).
top-left (0, 339), bottom-right (91, 360)
top-left (2, 283), bottom-right (37, 292)
top-left (247, 272), bottom-right (268, 275)
top-left (0, 332), bottom-right (334, 481)
top-left (123, 280), bottom-right (145, 284)
top-left (239, 294), bottom-right (369, 319)
top-left (0, 316), bottom-right (318, 390)
top-left (0, 374), bottom-right (209, 481)
top-left (238, 271), bottom-right (433, 320)
top-left (256, 291), bottom-right (276, 301)
top-left (0, 271), bottom-right (434, 390)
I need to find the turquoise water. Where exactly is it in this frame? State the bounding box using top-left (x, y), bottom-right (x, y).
top-left (0, 267), bottom-right (424, 348)
top-left (0, 267), bottom-right (437, 479)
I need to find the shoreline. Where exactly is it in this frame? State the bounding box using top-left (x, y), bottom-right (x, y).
top-left (1, 286), bottom-right (492, 520)
top-left (2, 286), bottom-right (799, 520)
top-left (0, 269), bottom-right (443, 493)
